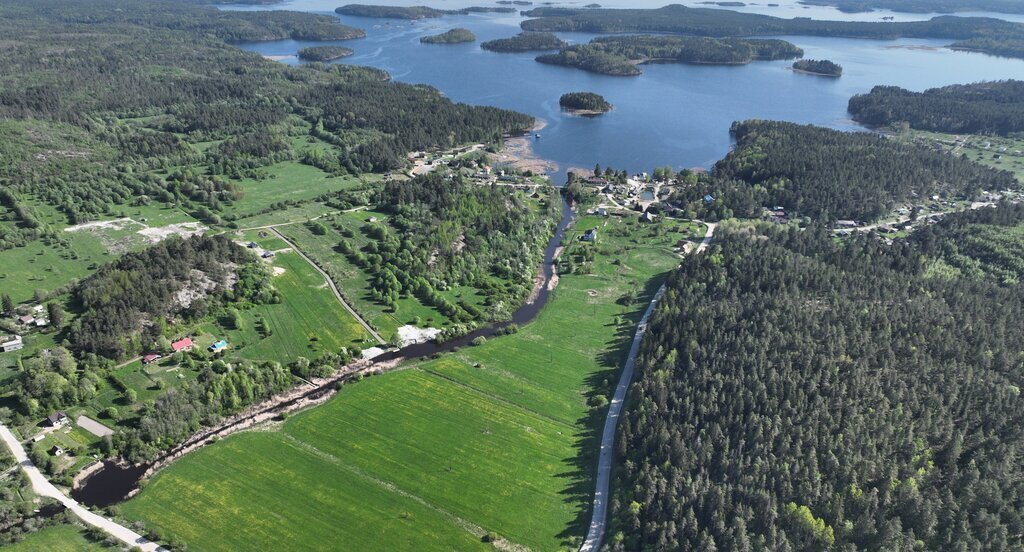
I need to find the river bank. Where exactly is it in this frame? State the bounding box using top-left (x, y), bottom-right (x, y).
top-left (495, 119), bottom-right (557, 174)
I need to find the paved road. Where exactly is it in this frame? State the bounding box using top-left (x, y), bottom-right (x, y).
top-left (0, 423), bottom-right (165, 551)
top-left (269, 227), bottom-right (385, 345)
top-left (580, 223), bottom-right (716, 552)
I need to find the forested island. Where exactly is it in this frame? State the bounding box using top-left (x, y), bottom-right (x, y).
top-left (792, 58), bottom-right (843, 76)
top-left (849, 80), bottom-right (1024, 135)
top-left (520, 5), bottom-right (1024, 60)
top-left (481, 31), bottom-right (567, 52)
top-left (608, 203), bottom-right (1024, 550)
top-left (669, 120), bottom-right (1015, 221)
top-left (335, 4), bottom-right (513, 19)
top-left (297, 45), bottom-right (354, 61)
top-left (420, 28), bottom-right (476, 44)
top-left (798, 0), bottom-right (1024, 14)
top-left (536, 36), bottom-right (802, 76)
top-left (559, 92), bottom-right (612, 115)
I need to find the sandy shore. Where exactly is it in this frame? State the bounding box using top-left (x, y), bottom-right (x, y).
top-left (495, 119), bottom-right (558, 175)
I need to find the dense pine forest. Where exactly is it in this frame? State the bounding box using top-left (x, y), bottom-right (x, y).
top-left (0, 0), bottom-right (532, 247)
top-left (520, 5), bottom-right (1024, 59)
top-left (671, 120), bottom-right (1016, 221)
top-left (560, 92), bottom-right (613, 113)
top-left (609, 208), bottom-right (1024, 551)
top-left (793, 59), bottom-right (843, 76)
top-left (848, 80), bottom-right (1024, 135)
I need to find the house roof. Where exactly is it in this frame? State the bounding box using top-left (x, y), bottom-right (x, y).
top-left (47, 411), bottom-right (68, 424)
top-left (171, 337), bottom-right (193, 352)
top-left (143, 354), bottom-right (161, 363)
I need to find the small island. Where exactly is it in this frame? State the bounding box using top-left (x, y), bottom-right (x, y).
top-left (792, 58), bottom-right (843, 76)
top-left (297, 45), bottom-right (354, 62)
top-left (421, 28), bottom-right (476, 44)
top-left (559, 92), bottom-right (612, 116)
top-left (481, 32), bottom-right (567, 53)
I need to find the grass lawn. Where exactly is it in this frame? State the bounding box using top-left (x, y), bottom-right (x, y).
top-left (226, 249), bottom-right (374, 361)
top-left (6, 524), bottom-right (112, 552)
top-left (224, 162), bottom-right (366, 218)
top-left (122, 214), bottom-right (694, 551)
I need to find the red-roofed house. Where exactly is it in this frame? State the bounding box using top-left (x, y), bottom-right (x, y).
top-left (171, 338), bottom-right (193, 353)
top-left (142, 354), bottom-right (161, 364)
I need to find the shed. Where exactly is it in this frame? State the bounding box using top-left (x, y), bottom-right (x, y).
top-left (0, 335), bottom-right (23, 353)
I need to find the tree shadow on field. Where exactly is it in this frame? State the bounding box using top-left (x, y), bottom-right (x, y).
top-left (554, 270), bottom-right (670, 548)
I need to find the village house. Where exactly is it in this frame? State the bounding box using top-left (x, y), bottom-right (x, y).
top-left (18, 315), bottom-right (34, 326)
top-left (581, 229), bottom-right (598, 242)
top-left (142, 353), bottom-right (162, 364)
top-left (640, 211), bottom-right (657, 223)
top-left (47, 411), bottom-right (69, 428)
top-left (0, 335), bottom-right (23, 353)
top-left (171, 337), bottom-right (194, 353)
top-left (50, 446), bottom-right (64, 457)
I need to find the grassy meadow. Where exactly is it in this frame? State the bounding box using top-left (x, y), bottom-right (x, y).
top-left (121, 214), bottom-right (701, 551)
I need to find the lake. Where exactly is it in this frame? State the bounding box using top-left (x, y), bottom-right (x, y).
top-left (235, 2), bottom-right (1024, 180)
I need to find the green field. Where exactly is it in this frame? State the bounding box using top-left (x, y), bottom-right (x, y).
top-left (6, 524), bottom-right (112, 552)
top-left (226, 161), bottom-right (368, 218)
top-left (122, 214), bottom-right (699, 551)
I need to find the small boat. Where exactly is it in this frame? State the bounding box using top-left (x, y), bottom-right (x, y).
top-left (534, 133), bottom-right (541, 139)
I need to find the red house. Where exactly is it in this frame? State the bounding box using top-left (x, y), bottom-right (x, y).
top-left (171, 338), bottom-right (193, 353)
top-left (142, 354), bottom-right (161, 364)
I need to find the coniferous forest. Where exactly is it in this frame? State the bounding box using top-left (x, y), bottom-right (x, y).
top-left (609, 208), bottom-right (1024, 551)
top-left (848, 80), bottom-right (1024, 135)
top-left (671, 120), bottom-right (1017, 221)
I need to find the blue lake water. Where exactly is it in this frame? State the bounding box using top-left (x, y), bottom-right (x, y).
top-left (237, 4), bottom-right (1024, 180)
